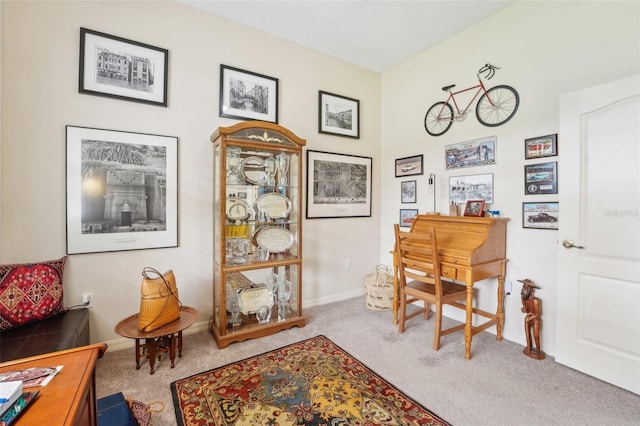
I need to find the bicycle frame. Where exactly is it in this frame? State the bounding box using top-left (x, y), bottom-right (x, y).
top-left (438, 76), bottom-right (491, 119)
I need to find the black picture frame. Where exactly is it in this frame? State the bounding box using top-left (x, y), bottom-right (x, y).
top-left (525, 134), bottom-right (558, 159)
top-left (401, 180), bottom-right (417, 203)
top-left (219, 64), bottom-right (279, 123)
top-left (79, 28), bottom-right (168, 107)
top-left (306, 150), bottom-right (372, 219)
top-left (395, 154), bottom-right (424, 177)
top-left (525, 161), bottom-right (558, 195)
top-left (399, 209), bottom-right (419, 228)
top-left (523, 202), bottom-right (559, 230)
top-left (318, 91), bottom-right (360, 138)
top-left (65, 126), bottom-right (178, 254)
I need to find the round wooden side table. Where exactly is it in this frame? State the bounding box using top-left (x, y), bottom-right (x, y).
top-left (115, 306), bottom-right (198, 374)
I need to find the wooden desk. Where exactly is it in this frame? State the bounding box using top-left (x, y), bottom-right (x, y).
top-left (0, 343), bottom-right (107, 426)
top-left (393, 215), bottom-right (508, 360)
top-left (115, 306), bottom-right (198, 374)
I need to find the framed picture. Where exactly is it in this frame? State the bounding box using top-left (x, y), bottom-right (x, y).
top-left (525, 134), bottom-right (557, 159)
top-left (318, 91), bottom-right (360, 138)
top-left (399, 209), bottom-right (419, 227)
top-left (445, 135), bottom-right (496, 169)
top-left (523, 202), bottom-right (559, 230)
top-left (219, 64), bottom-right (278, 123)
top-left (395, 154), bottom-right (423, 177)
top-left (401, 180), bottom-right (417, 203)
top-left (449, 173), bottom-right (494, 204)
top-left (79, 28), bottom-right (168, 107)
top-left (306, 150), bottom-right (372, 219)
top-left (525, 161), bottom-right (558, 195)
top-left (463, 200), bottom-right (485, 217)
top-left (65, 126), bottom-right (178, 254)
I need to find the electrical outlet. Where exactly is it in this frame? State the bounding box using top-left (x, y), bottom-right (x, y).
top-left (82, 292), bottom-right (93, 308)
top-left (505, 281), bottom-right (512, 295)
top-left (345, 259), bottom-right (351, 270)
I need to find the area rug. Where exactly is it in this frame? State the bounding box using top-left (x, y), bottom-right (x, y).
top-left (170, 335), bottom-right (449, 425)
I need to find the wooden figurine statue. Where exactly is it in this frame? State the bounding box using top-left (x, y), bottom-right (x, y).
top-left (518, 278), bottom-right (545, 360)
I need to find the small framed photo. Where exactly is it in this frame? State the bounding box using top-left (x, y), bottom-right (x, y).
top-left (525, 161), bottom-right (558, 195)
top-left (79, 28), bottom-right (168, 107)
top-left (445, 135), bottom-right (496, 169)
top-left (523, 202), bottom-right (559, 230)
top-left (220, 64), bottom-right (278, 123)
top-left (65, 126), bottom-right (178, 254)
top-left (401, 180), bottom-right (417, 203)
top-left (395, 154), bottom-right (424, 177)
top-left (318, 91), bottom-right (360, 138)
top-left (399, 209), bottom-right (419, 228)
top-left (525, 134), bottom-right (557, 159)
top-left (463, 200), bottom-right (485, 217)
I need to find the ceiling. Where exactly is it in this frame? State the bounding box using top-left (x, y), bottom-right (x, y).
top-left (181, 1), bottom-right (515, 73)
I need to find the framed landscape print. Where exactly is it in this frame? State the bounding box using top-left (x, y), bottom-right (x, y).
top-left (449, 173), bottom-right (494, 204)
top-left (306, 150), bottom-right (372, 218)
top-left (79, 28), bottom-right (168, 106)
top-left (220, 64), bottom-right (279, 123)
top-left (318, 91), bottom-right (360, 138)
top-left (66, 126), bottom-right (178, 254)
top-left (524, 161), bottom-right (558, 195)
top-left (445, 135), bottom-right (496, 169)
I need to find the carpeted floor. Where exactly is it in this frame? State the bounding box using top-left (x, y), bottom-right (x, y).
top-left (170, 335), bottom-right (449, 425)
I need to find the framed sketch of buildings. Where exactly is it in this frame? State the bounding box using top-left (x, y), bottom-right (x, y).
top-left (449, 173), bottom-right (494, 205)
top-left (306, 150), bottom-right (372, 218)
top-left (79, 28), bottom-right (168, 106)
top-left (66, 126), bottom-right (178, 254)
top-left (219, 65), bottom-right (279, 123)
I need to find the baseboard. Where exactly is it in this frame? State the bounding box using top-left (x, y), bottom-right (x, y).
top-left (102, 320), bottom-right (210, 353)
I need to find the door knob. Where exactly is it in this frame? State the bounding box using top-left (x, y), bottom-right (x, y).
top-left (562, 239), bottom-right (585, 249)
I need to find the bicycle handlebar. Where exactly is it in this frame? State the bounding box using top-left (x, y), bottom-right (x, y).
top-left (478, 63), bottom-right (500, 80)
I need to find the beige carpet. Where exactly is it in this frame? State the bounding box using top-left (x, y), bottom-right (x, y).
top-left (96, 297), bottom-right (640, 425)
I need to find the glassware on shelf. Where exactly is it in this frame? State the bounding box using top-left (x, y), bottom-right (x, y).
top-left (277, 278), bottom-right (291, 320)
top-left (264, 156), bottom-right (277, 186)
top-left (225, 284), bottom-right (243, 327)
top-left (226, 146), bottom-right (242, 184)
top-left (276, 152), bottom-right (289, 185)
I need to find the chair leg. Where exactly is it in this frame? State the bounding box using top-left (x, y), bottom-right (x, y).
top-left (433, 304), bottom-right (443, 351)
top-left (424, 301), bottom-right (431, 320)
top-left (398, 291), bottom-right (406, 333)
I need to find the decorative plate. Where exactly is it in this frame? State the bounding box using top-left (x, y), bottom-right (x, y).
top-left (239, 156), bottom-right (267, 185)
top-left (254, 192), bottom-right (292, 220)
top-left (255, 226), bottom-right (295, 253)
top-left (226, 197), bottom-right (251, 221)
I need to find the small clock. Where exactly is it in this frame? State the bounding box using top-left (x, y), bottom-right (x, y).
top-left (226, 197), bottom-right (251, 221)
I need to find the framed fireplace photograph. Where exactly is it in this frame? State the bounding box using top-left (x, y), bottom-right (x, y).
top-left (219, 64), bottom-right (279, 123)
top-left (306, 150), bottom-right (372, 219)
top-left (79, 28), bottom-right (168, 106)
top-left (318, 91), bottom-right (360, 138)
top-left (65, 125), bottom-right (178, 254)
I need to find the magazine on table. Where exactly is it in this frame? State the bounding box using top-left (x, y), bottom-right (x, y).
top-left (0, 366), bottom-right (63, 388)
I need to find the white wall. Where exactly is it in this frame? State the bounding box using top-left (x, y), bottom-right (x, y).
top-left (1, 1), bottom-right (381, 344)
top-left (381, 1), bottom-right (640, 354)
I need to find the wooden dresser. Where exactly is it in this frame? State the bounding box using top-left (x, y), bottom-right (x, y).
top-left (0, 343), bottom-right (107, 425)
top-left (393, 215), bottom-right (508, 359)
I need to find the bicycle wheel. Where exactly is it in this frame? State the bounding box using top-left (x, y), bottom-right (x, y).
top-left (476, 85), bottom-right (519, 127)
top-left (424, 101), bottom-right (454, 136)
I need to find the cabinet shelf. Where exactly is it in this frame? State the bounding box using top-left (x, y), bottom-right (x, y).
top-left (210, 121), bottom-right (306, 349)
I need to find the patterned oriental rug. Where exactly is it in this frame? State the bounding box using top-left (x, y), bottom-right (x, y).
top-left (170, 335), bottom-right (450, 425)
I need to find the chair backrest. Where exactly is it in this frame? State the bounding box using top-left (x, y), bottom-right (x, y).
top-left (394, 224), bottom-right (445, 297)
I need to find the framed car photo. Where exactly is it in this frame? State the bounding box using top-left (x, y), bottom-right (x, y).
top-left (524, 161), bottom-right (557, 195)
top-left (523, 202), bottom-right (559, 230)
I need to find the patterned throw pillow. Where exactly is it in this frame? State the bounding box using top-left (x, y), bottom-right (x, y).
top-left (0, 256), bottom-right (68, 331)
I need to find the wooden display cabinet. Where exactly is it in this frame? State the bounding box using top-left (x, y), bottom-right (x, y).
top-left (210, 121), bottom-right (306, 348)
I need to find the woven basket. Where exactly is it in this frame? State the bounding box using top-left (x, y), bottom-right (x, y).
top-left (364, 265), bottom-right (395, 311)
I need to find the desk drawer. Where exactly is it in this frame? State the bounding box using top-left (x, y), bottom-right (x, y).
top-left (441, 266), bottom-right (457, 280)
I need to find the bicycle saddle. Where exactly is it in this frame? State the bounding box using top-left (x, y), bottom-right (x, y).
top-left (442, 84), bottom-right (455, 92)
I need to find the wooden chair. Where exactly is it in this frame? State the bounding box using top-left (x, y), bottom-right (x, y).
top-left (394, 224), bottom-right (469, 350)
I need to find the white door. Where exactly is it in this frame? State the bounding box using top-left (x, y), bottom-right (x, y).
top-left (556, 75), bottom-right (640, 394)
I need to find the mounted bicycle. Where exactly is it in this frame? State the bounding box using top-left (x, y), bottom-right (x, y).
top-left (424, 64), bottom-right (519, 136)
